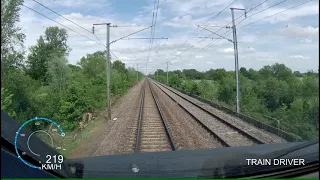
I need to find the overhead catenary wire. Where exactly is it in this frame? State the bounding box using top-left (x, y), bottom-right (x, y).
top-left (110, 26), bottom-right (152, 44)
top-left (171, 0), bottom-right (288, 65)
top-left (32, 0), bottom-right (110, 49)
top-left (175, 0), bottom-right (314, 65)
top-left (147, 0), bottom-right (157, 60)
top-left (169, 0), bottom-right (270, 65)
top-left (163, 0), bottom-right (238, 63)
top-left (235, 0), bottom-right (288, 26)
top-left (151, 0), bottom-right (160, 48)
top-left (24, 2), bottom-right (122, 59)
top-left (32, 0), bottom-right (92, 34)
top-left (22, 4), bottom-right (105, 46)
top-left (238, 0), bottom-right (314, 29)
top-left (149, 0), bottom-right (268, 67)
top-left (147, 0), bottom-right (160, 66)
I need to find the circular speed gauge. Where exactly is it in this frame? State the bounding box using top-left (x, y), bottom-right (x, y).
top-left (15, 117), bottom-right (66, 169)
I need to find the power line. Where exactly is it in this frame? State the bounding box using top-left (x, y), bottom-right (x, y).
top-left (112, 25), bottom-right (148, 28)
top-left (147, 0), bottom-right (157, 62)
top-left (31, 1), bottom-right (109, 48)
top-left (168, 0), bottom-right (261, 64)
top-left (110, 51), bottom-right (120, 60)
top-left (197, 25), bottom-right (233, 42)
top-left (32, 0), bottom-right (92, 34)
top-left (176, 0), bottom-right (276, 62)
top-left (238, 0), bottom-right (314, 29)
top-left (32, 0), bottom-right (111, 50)
top-left (164, 0), bottom-right (238, 63)
top-left (151, 0), bottom-right (160, 47)
top-left (22, 4), bottom-right (104, 46)
top-left (175, 0), bottom-right (314, 65)
top-left (171, 0), bottom-right (274, 64)
top-left (22, 4), bottom-right (121, 60)
top-left (147, 0), bottom-right (160, 65)
top-left (235, 0), bottom-right (288, 26)
top-left (110, 26), bottom-right (152, 44)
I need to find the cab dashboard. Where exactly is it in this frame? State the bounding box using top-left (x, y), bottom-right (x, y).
top-left (1, 110), bottom-right (319, 178)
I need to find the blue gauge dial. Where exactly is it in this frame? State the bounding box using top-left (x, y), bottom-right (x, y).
top-left (14, 117), bottom-right (65, 169)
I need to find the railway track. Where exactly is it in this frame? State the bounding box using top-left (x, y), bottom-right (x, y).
top-left (134, 81), bottom-right (176, 153)
top-left (151, 79), bottom-right (265, 147)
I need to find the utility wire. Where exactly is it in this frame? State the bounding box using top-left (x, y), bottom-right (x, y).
top-left (32, 0), bottom-right (108, 48)
top-left (171, 0), bottom-right (271, 64)
top-left (151, 0), bottom-right (160, 47)
top-left (110, 51), bottom-right (120, 60)
top-left (22, 4), bottom-right (105, 46)
top-left (22, 4), bottom-right (121, 59)
top-left (147, 0), bottom-right (157, 59)
top-left (176, 0), bottom-right (314, 65)
top-left (32, 0), bottom-right (92, 34)
top-left (238, 0), bottom-right (314, 29)
top-left (110, 26), bottom-right (152, 44)
top-left (164, 0), bottom-right (238, 62)
top-left (147, 0), bottom-right (160, 65)
top-left (236, 0), bottom-right (288, 26)
top-left (146, 0), bottom-right (160, 75)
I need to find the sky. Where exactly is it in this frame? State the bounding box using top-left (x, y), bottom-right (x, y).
top-left (19, 0), bottom-right (319, 74)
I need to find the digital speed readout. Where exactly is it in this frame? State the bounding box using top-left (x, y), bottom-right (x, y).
top-left (41, 155), bottom-right (64, 170)
top-left (14, 117), bottom-right (66, 169)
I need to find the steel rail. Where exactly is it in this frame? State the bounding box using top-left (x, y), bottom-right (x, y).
top-left (152, 80), bottom-right (264, 145)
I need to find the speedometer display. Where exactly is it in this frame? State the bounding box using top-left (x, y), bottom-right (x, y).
top-left (14, 117), bottom-right (65, 170)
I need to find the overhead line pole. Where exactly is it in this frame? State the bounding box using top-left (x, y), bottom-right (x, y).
top-left (93, 23), bottom-right (112, 121)
top-left (92, 24), bottom-right (151, 120)
top-left (230, 7), bottom-right (246, 114)
top-left (106, 23), bottom-right (111, 120)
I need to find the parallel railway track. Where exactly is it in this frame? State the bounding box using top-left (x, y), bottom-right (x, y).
top-left (151, 79), bottom-right (265, 147)
top-left (134, 81), bottom-right (176, 153)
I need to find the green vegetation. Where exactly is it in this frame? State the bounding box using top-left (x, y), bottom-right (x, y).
top-left (153, 65), bottom-right (319, 140)
top-left (1, 0), bottom-right (142, 132)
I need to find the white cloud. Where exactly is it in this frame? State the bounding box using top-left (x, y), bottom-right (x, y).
top-left (241, 1), bottom-right (318, 24)
top-left (42, 0), bottom-right (110, 9)
top-left (220, 47), bottom-right (234, 53)
top-left (195, 55), bottom-right (203, 59)
top-left (300, 38), bottom-right (312, 44)
top-left (241, 47), bottom-right (256, 54)
top-left (257, 58), bottom-right (277, 61)
top-left (163, 15), bottom-right (194, 28)
top-left (268, 3), bottom-right (319, 22)
top-left (289, 55), bottom-right (311, 60)
top-left (279, 24), bottom-right (319, 38)
top-left (238, 35), bottom-right (258, 43)
top-left (18, 0), bottom-right (319, 73)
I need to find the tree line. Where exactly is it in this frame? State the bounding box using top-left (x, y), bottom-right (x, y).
top-left (1, 0), bottom-right (141, 131)
top-left (152, 64), bottom-right (319, 140)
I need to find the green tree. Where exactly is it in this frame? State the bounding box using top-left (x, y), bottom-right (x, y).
top-left (78, 51), bottom-right (106, 79)
top-left (182, 69), bottom-right (203, 79)
top-left (204, 69), bottom-right (215, 80)
top-left (43, 26), bottom-right (71, 56)
top-left (112, 60), bottom-right (127, 74)
top-left (217, 76), bottom-right (236, 104)
top-left (212, 68), bottom-right (230, 82)
top-left (1, 0), bottom-right (25, 84)
top-left (26, 26), bottom-right (70, 82)
top-left (46, 54), bottom-right (69, 97)
top-left (1, 87), bottom-right (16, 118)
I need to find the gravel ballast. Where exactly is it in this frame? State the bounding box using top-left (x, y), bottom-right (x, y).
top-left (152, 80), bottom-right (285, 145)
top-left (150, 81), bottom-right (224, 150)
top-left (92, 81), bottom-right (144, 156)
